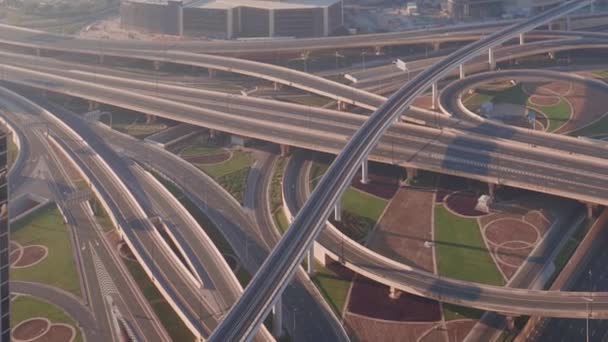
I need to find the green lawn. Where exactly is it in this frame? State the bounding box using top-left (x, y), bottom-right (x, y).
top-left (270, 157), bottom-right (287, 212)
top-left (462, 93), bottom-right (494, 112)
top-left (89, 194), bottom-right (115, 233)
top-left (529, 99), bottom-right (571, 132)
top-left (569, 113), bottom-right (608, 137)
top-left (199, 151), bottom-right (253, 178)
top-left (100, 112), bottom-right (166, 140)
top-left (180, 145), bottom-right (222, 158)
top-left (592, 70), bottom-right (608, 79)
top-left (11, 295), bottom-right (83, 342)
top-left (124, 260), bottom-right (194, 342)
top-left (341, 188), bottom-right (387, 222)
top-left (434, 206), bottom-right (504, 286)
top-left (274, 210), bottom-right (290, 235)
top-left (312, 263), bottom-right (352, 316)
top-left (442, 303), bottom-right (484, 321)
top-left (309, 162), bottom-right (330, 190)
top-left (197, 151), bottom-right (254, 204)
top-left (11, 205), bottom-right (81, 297)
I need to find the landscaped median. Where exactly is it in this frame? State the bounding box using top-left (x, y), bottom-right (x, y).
top-left (176, 137), bottom-right (254, 204)
top-left (10, 204), bottom-right (81, 297)
top-left (11, 295), bottom-right (83, 342)
top-left (100, 111), bottom-right (167, 140)
top-left (434, 205), bottom-right (502, 321)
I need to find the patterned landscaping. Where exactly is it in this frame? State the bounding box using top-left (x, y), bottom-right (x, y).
top-left (11, 295), bottom-right (81, 342)
top-left (444, 191), bottom-right (487, 217)
top-left (10, 205), bottom-right (81, 297)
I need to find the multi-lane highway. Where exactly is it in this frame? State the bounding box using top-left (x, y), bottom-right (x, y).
top-left (210, 1), bottom-right (599, 340)
top-left (0, 88), bottom-right (169, 342)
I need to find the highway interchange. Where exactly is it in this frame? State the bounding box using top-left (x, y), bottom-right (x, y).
top-left (3, 0), bottom-right (608, 340)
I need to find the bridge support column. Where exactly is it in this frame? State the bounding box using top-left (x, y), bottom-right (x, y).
top-left (488, 47), bottom-right (496, 71)
top-left (153, 60), bottom-right (162, 71)
top-left (334, 201), bottom-right (342, 222)
top-left (35, 48), bottom-right (41, 57)
top-left (208, 68), bottom-right (217, 79)
top-left (307, 245), bottom-right (315, 275)
top-left (506, 316), bottom-right (516, 331)
top-left (361, 159), bottom-right (369, 184)
top-left (88, 100), bottom-right (98, 111)
top-left (337, 101), bottom-right (348, 111)
top-left (272, 297), bottom-right (283, 338)
top-left (586, 203), bottom-right (596, 219)
top-left (591, 1), bottom-right (596, 13)
top-left (280, 144), bottom-right (291, 157)
top-left (209, 129), bottom-right (218, 139)
top-left (565, 15), bottom-right (571, 31)
top-left (459, 64), bottom-right (466, 80)
top-left (488, 183), bottom-right (496, 199)
top-left (273, 82), bottom-right (282, 91)
top-left (388, 287), bottom-right (401, 299)
top-left (99, 54), bottom-right (105, 64)
top-left (431, 82), bottom-right (438, 110)
top-left (519, 33), bottom-right (525, 46)
top-left (406, 167), bottom-right (418, 185)
top-left (432, 42), bottom-right (441, 52)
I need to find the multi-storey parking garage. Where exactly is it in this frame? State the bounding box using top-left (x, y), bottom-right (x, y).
top-left (120, 0), bottom-right (343, 39)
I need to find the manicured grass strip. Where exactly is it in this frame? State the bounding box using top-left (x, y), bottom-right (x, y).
top-left (199, 151), bottom-right (253, 179)
top-left (100, 112), bottom-right (166, 139)
top-left (569, 113), bottom-right (608, 137)
top-left (309, 162), bottom-right (329, 190)
top-left (270, 157), bottom-right (287, 212)
top-left (592, 70), bottom-right (608, 79)
top-left (442, 303), bottom-right (484, 321)
top-left (216, 167), bottom-right (250, 205)
top-left (341, 188), bottom-right (387, 222)
top-left (274, 210), bottom-right (290, 235)
top-left (434, 206), bottom-right (504, 286)
top-left (312, 263), bottom-right (352, 316)
top-left (11, 205), bottom-right (81, 297)
top-left (124, 260), bottom-right (195, 342)
top-left (89, 194), bottom-right (115, 233)
top-left (529, 99), bottom-right (571, 132)
top-left (181, 145), bottom-right (222, 158)
top-left (11, 295), bottom-right (83, 342)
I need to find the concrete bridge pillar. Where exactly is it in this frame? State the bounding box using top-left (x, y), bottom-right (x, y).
top-left (488, 183), bottom-right (496, 198)
top-left (432, 42), bottom-right (441, 52)
top-left (209, 129), bottom-right (218, 139)
top-left (488, 47), bottom-right (496, 70)
top-left (591, 1), bottom-right (596, 13)
top-left (280, 144), bottom-right (291, 157)
top-left (273, 82), bottom-right (282, 91)
top-left (35, 48), bottom-right (41, 57)
top-left (99, 54), bottom-right (105, 64)
top-left (337, 101), bottom-right (348, 112)
top-left (208, 68), bottom-right (217, 79)
top-left (565, 15), bottom-right (571, 31)
top-left (307, 245), bottom-right (315, 275)
top-left (146, 114), bottom-right (156, 124)
top-left (406, 167), bottom-right (418, 185)
top-left (506, 316), bottom-right (516, 331)
top-left (519, 33), bottom-right (525, 46)
top-left (334, 201), bottom-right (342, 222)
top-left (88, 100), bottom-right (98, 111)
top-left (361, 159), bottom-right (369, 184)
top-left (459, 64), bottom-right (466, 80)
top-left (431, 82), bottom-right (438, 110)
top-left (153, 60), bottom-right (162, 71)
top-left (388, 287), bottom-right (401, 299)
top-left (586, 203), bottom-right (596, 219)
top-left (272, 296), bottom-right (283, 338)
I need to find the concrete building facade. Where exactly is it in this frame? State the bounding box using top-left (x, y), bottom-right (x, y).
top-left (447, 0), bottom-right (607, 19)
top-left (120, 0), bottom-right (343, 39)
